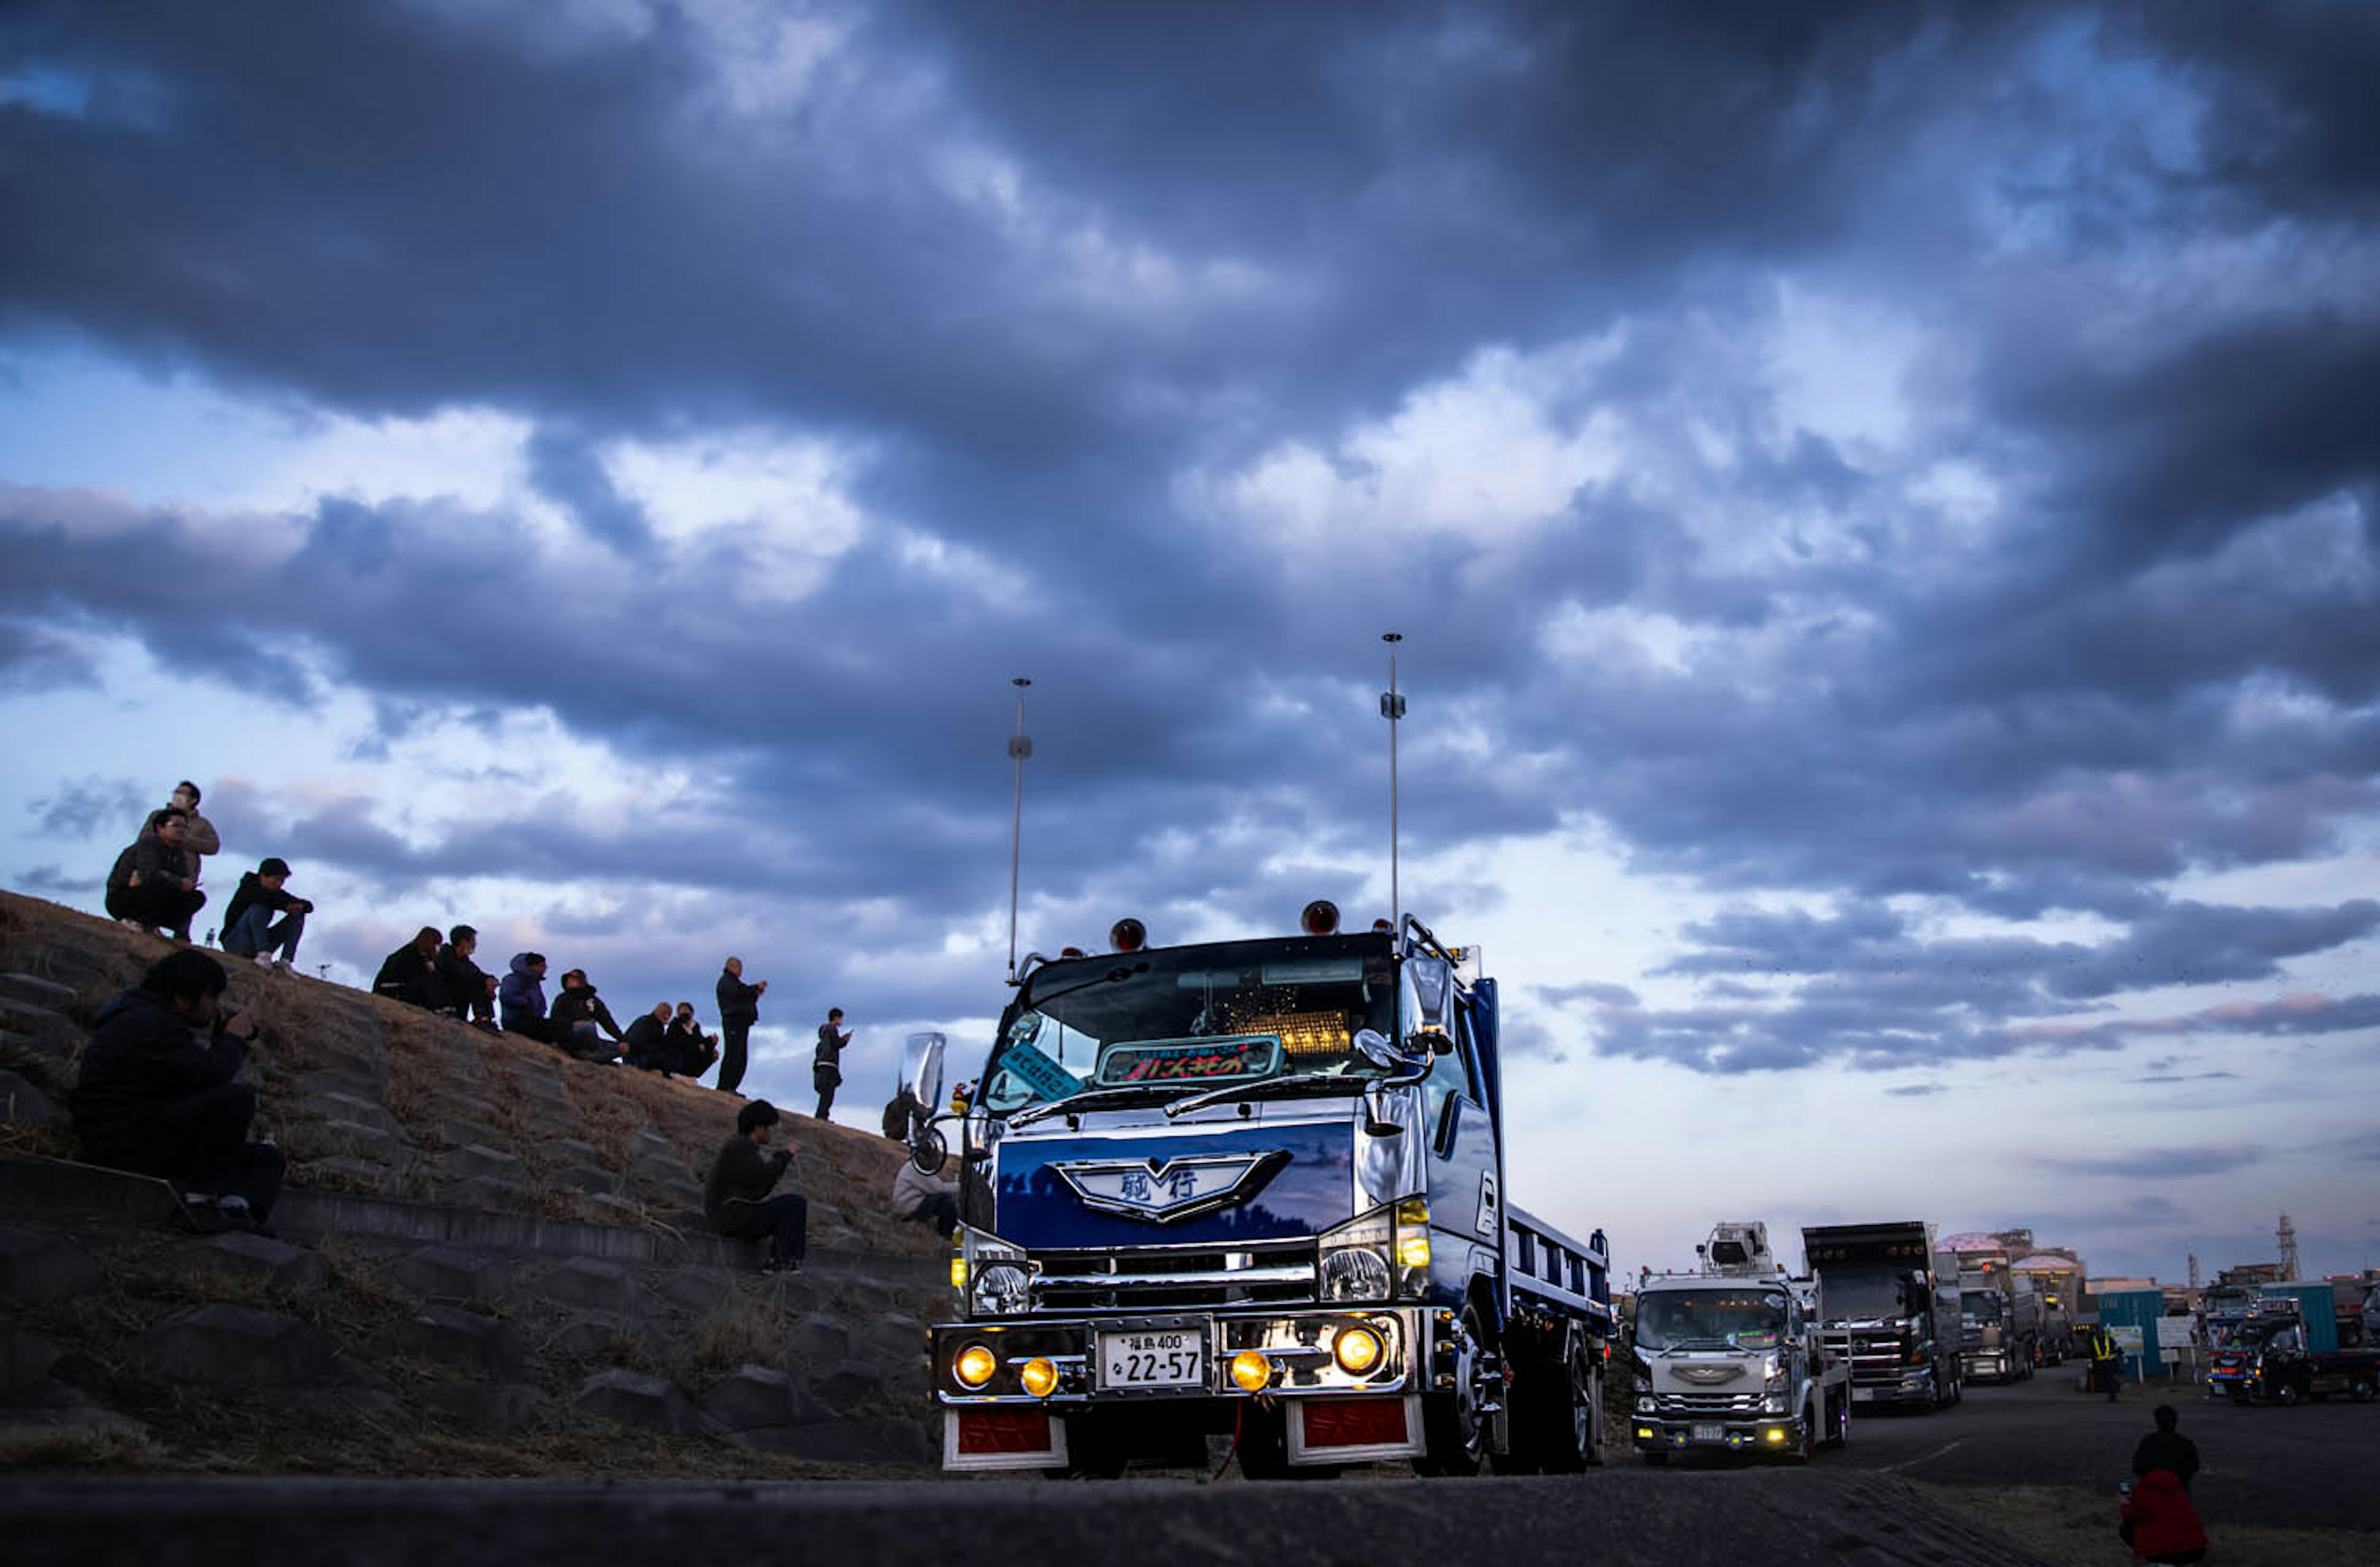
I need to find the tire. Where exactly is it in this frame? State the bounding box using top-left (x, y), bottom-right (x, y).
top-left (2351, 1377), bottom-right (2376, 1403)
top-left (1821, 1389), bottom-right (1848, 1450)
top-left (1415, 1301), bottom-right (1493, 1477)
top-left (1531, 1348), bottom-right (1603, 1473)
top-left (1778, 1402), bottom-right (1817, 1465)
top-left (1234, 1407), bottom-right (1339, 1481)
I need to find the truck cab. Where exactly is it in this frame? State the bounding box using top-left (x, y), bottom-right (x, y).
top-left (1630, 1222), bottom-right (1850, 1464)
top-left (927, 911), bottom-right (1612, 1476)
top-left (1802, 1222), bottom-right (1962, 1411)
top-left (1958, 1264), bottom-right (2042, 1384)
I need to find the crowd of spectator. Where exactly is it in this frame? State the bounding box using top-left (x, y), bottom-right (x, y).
top-left (86, 779), bottom-right (941, 1268)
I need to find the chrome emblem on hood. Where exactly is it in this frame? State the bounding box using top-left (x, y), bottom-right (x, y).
top-left (1673, 1363), bottom-right (1745, 1385)
top-left (1051, 1150), bottom-right (1289, 1224)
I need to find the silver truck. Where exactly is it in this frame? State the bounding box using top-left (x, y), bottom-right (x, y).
top-left (1631, 1221), bottom-right (1851, 1464)
top-left (1957, 1258), bottom-right (2043, 1384)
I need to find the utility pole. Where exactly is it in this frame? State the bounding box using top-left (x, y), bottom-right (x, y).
top-left (1006, 677), bottom-right (1033, 986)
top-left (1380, 633), bottom-right (1405, 934)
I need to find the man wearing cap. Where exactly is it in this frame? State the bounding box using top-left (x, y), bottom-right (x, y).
top-left (220, 857), bottom-right (312, 970)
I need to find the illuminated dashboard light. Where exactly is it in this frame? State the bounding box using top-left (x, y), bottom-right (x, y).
top-left (954, 1345), bottom-right (997, 1390)
top-left (1228, 1350), bottom-right (1274, 1393)
top-left (1109, 918), bottom-right (1147, 952)
top-left (1300, 898), bottom-right (1340, 936)
top-left (1019, 1357), bottom-right (1060, 1398)
top-left (1333, 1325), bottom-right (1385, 1375)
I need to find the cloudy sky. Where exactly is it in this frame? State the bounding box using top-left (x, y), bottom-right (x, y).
top-left (4, 1), bottom-right (2376, 1286)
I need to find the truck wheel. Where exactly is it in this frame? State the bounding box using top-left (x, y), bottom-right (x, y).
top-left (1414, 1302), bottom-right (1492, 1477)
top-left (2350, 1377), bottom-right (2376, 1403)
top-left (1822, 1389), bottom-right (1848, 1450)
top-left (1778, 1401), bottom-right (1816, 1465)
top-left (2275, 1377), bottom-right (2301, 1408)
top-left (1533, 1348), bottom-right (1603, 1473)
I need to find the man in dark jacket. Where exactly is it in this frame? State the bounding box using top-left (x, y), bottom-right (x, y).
top-left (550, 969), bottom-right (624, 1061)
top-left (105, 809), bottom-right (205, 938)
top-left (374, 927), bottom-right (443, 1008)
top-left (2131, 1405), bottom-right (2200, 1493)
top-left (433, 926), bottom-right (496, 1029)
top-left (704, 1099), bottom-right (806, 1271)
top-left (221, 856), bottom-right (312, 970)
top-left (497, 952), bottom-right (551, 1037)
top-left (814, 1006), bottom-right (849, 1121)
top-left (715, 956), bottom-right (767, 1096)
top-left (622, 1003), bottom-right (672, 1072)
top-left (68, 949), bottom-right (284, 1228)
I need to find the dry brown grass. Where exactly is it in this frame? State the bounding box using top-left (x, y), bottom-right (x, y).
top-left (0, 1423), bottom-right (169, 1470)
top-left (685, 1289), bottom-right (786, 1376)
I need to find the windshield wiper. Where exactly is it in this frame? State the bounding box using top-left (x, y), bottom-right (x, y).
top-left (1161, 1071), bottom-right (1367, 1119)
top-left (1010, 1081), bottom-right (1194, 1129)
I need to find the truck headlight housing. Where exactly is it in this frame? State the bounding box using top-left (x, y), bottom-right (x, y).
top-left (956, 1224), bottom-right (1031, 1317)
top-left (1316, 1196), bottom-right (1432, 1303)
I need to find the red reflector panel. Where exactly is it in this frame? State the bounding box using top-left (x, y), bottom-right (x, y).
top-left (1301, 1397), bottom-right (1408, 1449)
top-left (956, 1408), bottom-right (1054, 1455)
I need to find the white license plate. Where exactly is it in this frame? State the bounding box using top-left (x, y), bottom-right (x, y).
top-left (1098, 1329), bottom-right (1206, 1389)
top-left (1853, 1387), bottom-right (1877, 1403)
top-left (1691, 1423), bottom-right (1725, 1444)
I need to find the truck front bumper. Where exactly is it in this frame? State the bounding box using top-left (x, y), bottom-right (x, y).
top-left (1962, 1350), bottom-right (2014, 1381)
top-left (1849, 1370), bottom-right (1937, 1407)
top-left (1631, 1410), bottom-right (1807, 1455)
top-left (930, 1308), bottom-right (1427, 1471)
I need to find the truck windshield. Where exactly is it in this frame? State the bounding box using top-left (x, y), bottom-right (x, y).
top-left (975, 934), bottom-right (1398, 1117)
top-left (1636, 1288), bottom-right (1789, 1351)
top-left (1961, 1291), bottom-right (2003, 1323)
top-left (1817, 1266), bottom-right (1907, 1322)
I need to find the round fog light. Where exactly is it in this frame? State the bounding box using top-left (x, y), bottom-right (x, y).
top-left (1229, 1350), bottom-right (1274, 1392)
top-left (1333, 1325), bottom-right (1384, 1375)
top-left (953, 1344), bottom-right (997, 1390)
top-left (1019, 1356), bottom-right (1060, 1398)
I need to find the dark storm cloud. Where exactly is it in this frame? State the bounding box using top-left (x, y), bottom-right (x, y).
top-left (4, 1), bottom-right (2380, 1086)
top-left (2049, 1145), bottom-right (2264, 1180)
top-left (27, 775), bottom-right (148, 840)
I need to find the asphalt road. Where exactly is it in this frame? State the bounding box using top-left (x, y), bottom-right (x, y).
top-left (1810, 1365), bottom-right (2380, 1534)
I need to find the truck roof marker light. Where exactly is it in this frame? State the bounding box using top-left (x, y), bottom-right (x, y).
top-left (1301, 899), bottom-right (1340, 936)
top-left (954, 1344), bottom-right (997, 1390)
top-left (1018, 1357), bottom-right (1060, 1398)
top-left (1229, 1350), bottom-right (1274, 1393)
top-left (1109, 918), bottom-right (1147, 953)
top-left (1059, 946), bottom-right (1087, 959)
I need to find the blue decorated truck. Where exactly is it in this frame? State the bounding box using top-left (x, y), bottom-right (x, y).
top-left (922, 906), bottom-right (1614, 1477)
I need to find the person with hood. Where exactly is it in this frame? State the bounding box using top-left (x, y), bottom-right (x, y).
top-left (105, 809), bottom-right (205, 939)
top-left (498, 952), bottom-right (555, 1038)
top-left (374, 927), bottom-right (444, 1009)
top-left (549, 968), bottom-right (625, 1061)
top-left (219, 856), bottom-right (311, 970)
top-left (2119, 1466), bottom-right (2208, 1563)
top-left (665, 1003), bottom-right (719, 1081)
top-left (434, 925), bottom-right (496, 1028)
top-left (68, 948), bottom-right (284, 1229)
top-left (715, 956), bottom-right (767, 1095)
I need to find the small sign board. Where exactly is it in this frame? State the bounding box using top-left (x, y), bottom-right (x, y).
top-left (1000, 1040), bottom-right (1082, 1104)
top-left (2110, 1325), bottom-right (2146, 1354)
top-left (2155, 1318), bottom-right (2197, 1350)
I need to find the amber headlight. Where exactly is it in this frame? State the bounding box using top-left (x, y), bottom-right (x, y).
top-left (1019, 1357), bottom-right (1060, 1398)
top-left (1229, 1350), bottom-right (1274, 1392)
top-left (953, 1343), bottom-right (997, 1389)
top-left (1333, 1325), bottom-right (1385, 1376)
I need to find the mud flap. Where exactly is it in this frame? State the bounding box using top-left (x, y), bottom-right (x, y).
top-left (1286, 1395), bottom-right (1424, 1465)
top-left (943, 1407), bottom-right (1070, 1472)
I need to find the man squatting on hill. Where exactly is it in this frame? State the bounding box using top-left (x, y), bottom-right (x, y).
top-left (705, 1099), bottom-right (808, 1271)
top-left (68, 949), bottom-right (284, 1229)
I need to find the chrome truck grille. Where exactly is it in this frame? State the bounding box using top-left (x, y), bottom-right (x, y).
top-left (1654, 1390), bottom-right (1765, 1415)
top-left (1822, 1328), bottom-right (1910, 1386)
top-left (1028, 1238), bottom-right (1318, 1313)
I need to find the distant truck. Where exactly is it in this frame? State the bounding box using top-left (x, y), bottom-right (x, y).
top-left (1802, 1222), bottom-right (1962, 1411)
top-left (2213, 1299), bottom-right (2380, 1405)
top-left (1630, 1221), bottom-right (1851, 1464)
top-left (1955, 1248), bottom-right (2043, 1384)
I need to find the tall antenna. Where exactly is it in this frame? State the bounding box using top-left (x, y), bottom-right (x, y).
top-left (1006, 677), bottom-right (1033, 985)
top-left (1380, 633), bottom-right (1405, 933)
top-left (2276, 1212), bottom-right (2300, 1280)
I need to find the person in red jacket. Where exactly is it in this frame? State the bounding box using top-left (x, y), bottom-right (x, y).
top-left (2119, 1467), bottom-right (2207, 1564)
